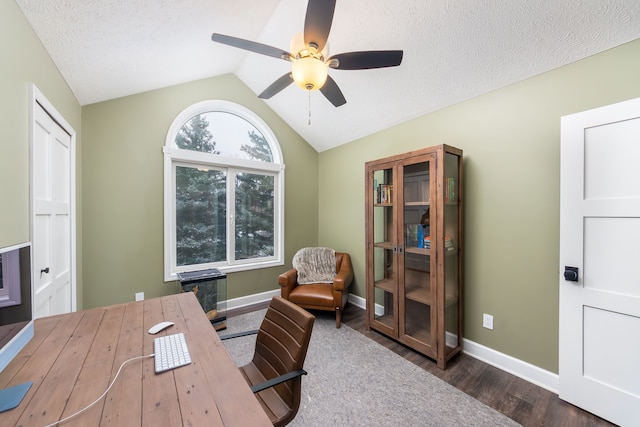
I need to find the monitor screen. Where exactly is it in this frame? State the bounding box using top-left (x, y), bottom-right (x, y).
top-left (0, 242), bottom-right (34, 373)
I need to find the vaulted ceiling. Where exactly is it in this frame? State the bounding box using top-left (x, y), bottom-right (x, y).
top-left (16, 0), bottom-right (640, 151)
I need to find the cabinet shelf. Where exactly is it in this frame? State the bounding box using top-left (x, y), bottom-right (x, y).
top-left (366, 144), bottom-right (463, 370)
top-left (404, 321), bottom-right (431, 344)
top-left (373, 314), bottom-right (395, 329)
top-left (374, 278), bottom-right (395, 293)
top-left (404, 247), bottom-right (430, 255)
top-left (405, 284), bottom-right (431, 305)
top-left (374, 241), bottom-right (395, 250)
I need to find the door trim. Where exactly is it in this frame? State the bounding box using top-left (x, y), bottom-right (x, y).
top-left (29, 84), bottom-right (77, 312)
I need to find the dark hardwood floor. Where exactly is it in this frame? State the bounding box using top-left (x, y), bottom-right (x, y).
top-left (229, 302), bottom-right (615, 427)
top-left (338, 304), bottom-right (615, 427)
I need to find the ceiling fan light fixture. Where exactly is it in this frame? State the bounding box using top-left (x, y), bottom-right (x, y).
top-left (211, 0), bottom-right (403, 106)
top-left (292, 56), bottom-right (328, 91)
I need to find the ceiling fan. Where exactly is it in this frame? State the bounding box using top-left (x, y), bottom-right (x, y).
top-left (211, 0), bottom-right (403, 107)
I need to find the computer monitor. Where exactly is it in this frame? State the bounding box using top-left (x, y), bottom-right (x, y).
top-left (0, 242), bottom-right (34, 411)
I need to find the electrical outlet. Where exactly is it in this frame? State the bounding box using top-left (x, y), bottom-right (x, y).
top-left (135, 292), bottom-right (144, 301)
top-left (483, 313), bottom-right (494, 330)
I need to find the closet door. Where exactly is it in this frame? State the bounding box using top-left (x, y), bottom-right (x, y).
top-left (32, 100), bottom-right (75, 318)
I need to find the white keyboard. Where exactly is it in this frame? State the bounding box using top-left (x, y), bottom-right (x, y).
top-left (154, 332), bottom-right (192, 373)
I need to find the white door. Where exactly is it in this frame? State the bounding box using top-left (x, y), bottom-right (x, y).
top-left (32, 94), bottom-right (75, 318)
top-left (559, 97), bottom-right (640, 426)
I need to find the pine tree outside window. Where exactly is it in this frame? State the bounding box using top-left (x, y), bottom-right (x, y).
top-left (163, 101), bottom-right (284, 280)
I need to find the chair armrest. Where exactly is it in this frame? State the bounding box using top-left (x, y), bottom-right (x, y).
top-left (219, 329), bottom-right (259, 340)
top-left (278, 269), bottom-right (298, 298)
top-left (250, 369), bottom-right (307, 393)
top-left (332, 260), bottom-right (354, 292)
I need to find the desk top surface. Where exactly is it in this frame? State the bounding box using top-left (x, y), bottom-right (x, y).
top-left (0, 292), bottom-right (271, 426)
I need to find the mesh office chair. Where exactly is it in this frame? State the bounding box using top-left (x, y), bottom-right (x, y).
top-left (221, 297), bottom-right (315, 426)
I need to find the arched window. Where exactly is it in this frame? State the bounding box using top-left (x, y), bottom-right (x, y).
top-left (163, 100), bottom-right (284, 280)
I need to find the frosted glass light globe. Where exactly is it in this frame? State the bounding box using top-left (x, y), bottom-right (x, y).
top-left (292, 57), bottom-right (328, 91)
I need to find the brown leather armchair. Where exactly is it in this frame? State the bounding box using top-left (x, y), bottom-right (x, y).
top-left (278, 251), bottom-right (353, 328)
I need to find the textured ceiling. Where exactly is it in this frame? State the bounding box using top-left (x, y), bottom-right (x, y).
top-left (16, 0), bottom-right (640, 152)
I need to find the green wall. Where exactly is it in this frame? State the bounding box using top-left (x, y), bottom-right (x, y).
top-left (81, 75), bottom-right (318, 308)
top-left (0, 1), bottom-right (83, 303)
top-left (318, 39), bottom-right (640, 373)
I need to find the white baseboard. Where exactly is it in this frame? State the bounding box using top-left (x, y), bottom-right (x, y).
top-left (226, 289), bottom-right (280, 311)
top-left (346, 293), bottom-right (559, 394)
top-left (462, 339), bottom-right (559, 393)
top-left (229, 290), bottom-right (365, 312)
top-left (348, 293), bottom-right (367, 310)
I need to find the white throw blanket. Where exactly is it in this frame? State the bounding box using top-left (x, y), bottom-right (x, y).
top-left (292, 247), bottom-right (336, 284)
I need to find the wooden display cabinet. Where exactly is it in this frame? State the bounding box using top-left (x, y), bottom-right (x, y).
top-left (365, 144), bottom-right (463, 369)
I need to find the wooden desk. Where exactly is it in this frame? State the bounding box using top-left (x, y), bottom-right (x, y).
top-left (0, 293), bottom-right (271, 426)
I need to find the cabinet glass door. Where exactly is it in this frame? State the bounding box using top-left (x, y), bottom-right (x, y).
top-left (443, 151), bottom-right (461, 355)
top-left (366, 145), bottom-right (462, 368)
top-left (401, 158), bottom-right (435, 349)
top-left (370, 167), bottom-right (397, 333)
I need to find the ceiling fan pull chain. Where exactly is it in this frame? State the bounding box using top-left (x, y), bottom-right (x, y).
top-left (308, 89), bottom-right (312, 125)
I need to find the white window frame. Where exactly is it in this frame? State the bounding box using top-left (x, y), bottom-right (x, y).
top-left (163, 100), bottom-right (285, 281)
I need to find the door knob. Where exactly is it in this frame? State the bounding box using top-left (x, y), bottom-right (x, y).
top-left (40, 267), bottom-right (50, 274)
top-left (563, 266), bottom-right (578, 282)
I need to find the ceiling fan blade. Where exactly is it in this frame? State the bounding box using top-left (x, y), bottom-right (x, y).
top-left (320, 75), bottom-right (346, 107)
top-left (211, 33), bottom-right (292, 61)
top-left (328, 51), bottom-right (404, 70)
top-left (258, 73), bottom-right (294, 99)
top-left (304, 0), bottom-right (336, 52)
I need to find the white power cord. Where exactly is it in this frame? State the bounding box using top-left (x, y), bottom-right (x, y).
top-left (43, 353), bottom-right (154, 427)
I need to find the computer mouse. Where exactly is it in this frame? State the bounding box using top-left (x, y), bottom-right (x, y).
top-left (148, 321), bottom-right (175, 334)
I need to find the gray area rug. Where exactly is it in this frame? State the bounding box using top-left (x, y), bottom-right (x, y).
top-left (221, 309), bottom-right (520, 427)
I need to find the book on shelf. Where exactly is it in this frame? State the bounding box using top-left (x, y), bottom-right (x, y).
top-left (376, 184), bottom-right (393, 204)
top-left (406, 225), bottom-right (430, 248)
top-left (420, 236), bottom-right (455, 251)
top-left (445, 236), bottom-right (455, 252)
top-left (445, 177), bottom-right (456, 202)
top-left (405, 224), bottom-right (418, 247)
